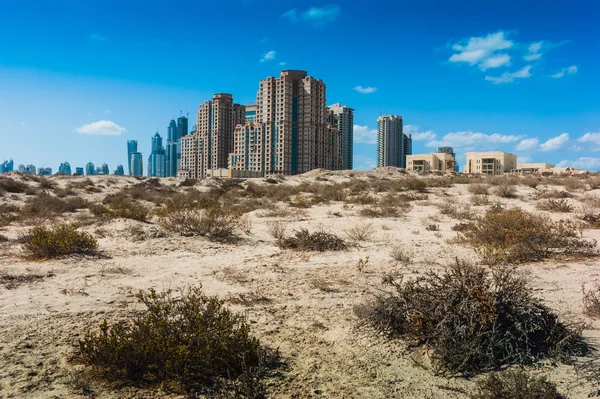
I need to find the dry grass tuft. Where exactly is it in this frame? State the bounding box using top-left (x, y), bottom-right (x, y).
top-left (471, 369), bottom-right (565, 399)
top-left (0, 272), bottom-right (44, 289)
top-left (583, 282), bottom-right (600, 318)
top-left (345, 223), bottom-right (374, 242)
top-left (536, 198), bottom-right (574, 213)
top-left (278, 229), bottom-right (347, 252)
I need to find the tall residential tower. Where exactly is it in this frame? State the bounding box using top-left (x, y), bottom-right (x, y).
top-left (377, 115), bottom-right (412, 168)
top-left (127, 140), bottom-right (138, 176)
top-left (327, 103), bottom-right (354, 170)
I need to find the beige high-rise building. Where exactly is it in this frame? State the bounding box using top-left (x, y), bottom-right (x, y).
top-left (464, 151), bottom-right (517, 175)
top-left (407, 152), bottom-right (456, 172)
top-left (230, 70), bottom-right (343, 175)
top-left (180, 93), bottom-right (244, 178)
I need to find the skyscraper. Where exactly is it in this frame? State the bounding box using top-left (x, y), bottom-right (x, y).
top-left (86, 162), bottom-right (95, 176)
top-left (25, 164), bottom-right (36, 174)
top-left (166, 141), bottom-right (177, 177)
top-left (130, 152), bottom-right (143, 177)
top-left (127, 140), bottom-right (138, 176)
top-left (245, 104), bottom-right (257, 123)
top-left (114, 164), bottom-right (124, 176)
top-left (38, 167), bottom-right (52, 175)
top-left (100, 163), bottom-right (109, 175)
top-left (58, 162), bottom-right (72, 176)
top-left (230, 70), bottom-right (343, 175)
top-left (177, 116), bottom-right (188, 139)
top-left (167, 119), bottom-right (177, 142)
top-left (328, 103), bottom-right (354, 170)
top-left (180, 94), bottom-right (244, 178)
top-left (0, 159), bottom-right (14, 174)
top-left (377, 115), bottom-right (412, 168)
top-left (75, 167), bottom-right (84, 175)
top-left (17, 164), bottom-right (25, 173)
top-left (148, 132), bottom-right (166, 177)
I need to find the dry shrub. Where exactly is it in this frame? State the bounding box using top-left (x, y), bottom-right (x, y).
top-left (536, 198), bottom-right (574, 213)
top-left (77, 286), bottom-right (273, 396)
top-left (565, 178), bottom-right (585, 192)
top-left (0, 272), bottom-right (45, 289)
top-left (345, 223), bottom-right (374, 242)
top-left (462, 207), bottom-right (597, 263)
top-left (537, 189), bottom-right (574, 199)
top-left (389, 246), bottom-right (412, 266)
top-left (425, 224), bottom-right (439, 231)
top-left (359, 204), bottom-right (402, 218)
top-left (493, 184), bottom-right (517, 198)
top-left (345, 193), bottom-right (378, 205)
top-left (278, 229), bottom-right (347, 252)
top-left (266, 220), bottom-right (287, 244)
top-left (468, 184), bottom-right (489, 195)
top-left (23, 223), bottom-right (98, 258)
top-left (92, 197), bottom-right (150, 222)
top-left (308, 277), bottom-right (335, 292)
top-left (159, 206), bottom-right (240, 241)
top-left (521, 177), bottom-right (541, 189)
top-left (588, 177), bottom-right (600, 190)
top-left (355, 259), bottom-right (586, 375)
top-left (21, 193), bottom-right (88, 219)
top-left (470, 195), bottom-right (490, 206)
top-left (438, 198), bottom-right (472, 220)
top-left (54, 186), bottom-right (76, 198)
top-left (583, 282), bottom-right (600, 318)
top-left (0, 203), bottom-right (19, 227)
top-left (471, 369), bottom-right (565, 399)
top-left (0, 177), bottom-right (27, 193)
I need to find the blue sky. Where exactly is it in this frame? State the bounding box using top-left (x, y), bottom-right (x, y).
top-left (0, 0), bottom-right (599, 172)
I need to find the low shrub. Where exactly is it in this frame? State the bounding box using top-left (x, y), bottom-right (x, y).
top-left (468, 184), bottom-right (489, 195)
top-left (537, 190), bottom-right (574, 199)
top-left (0, 177), bottom-right (27, 193)
top-left (536, 198), bottom-right (574, 213)
top-left (438, 199), bottom-right (472, 220)
top-left (0, 272), bottom-right (45, 289)
top-left (471, 370), bottom-right (565, 399)
top-left (470, 195), bottom-right (490, 206)
top-left (345, 223), bottom-right (374, 242)
top-left (23, 223), bottom-right (98, 258)
top-left (278, 229), bottom-right (347, 252)
top-left (389, 246), bottom-right (412, 266)
top-left (355, 259), bottom-right (586, 375)
top-left (21, 193), bottom-right (88, 219)
top-left (583, 282), bottom-right (600, 318)
top-left (565, 179), bottom-right (585, 192)
top-left (159, 206), bottom-right (240, 241)
top-left (92, 197), bottom-right (150, 222)
top-left (77, 286), bottom-right (272, 396)
top-left (462, 207), bottom-right (597, 263)
top-left (493, 184), bottom-right (517, 198)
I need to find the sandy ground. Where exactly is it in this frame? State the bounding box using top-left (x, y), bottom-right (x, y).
top-left (1, 169), bottom-right (600, 398)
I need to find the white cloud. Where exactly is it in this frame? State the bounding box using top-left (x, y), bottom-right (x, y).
top-left (353, 124), bottom-right (377, 144)
top-left (515, 138), bottom-right (539, 151)
top-left (427, 131), bottom-right (524, 149)
top-left (282, 5), bottom-right (340, 27)
top-left (557, 157), bottom-right (600, 171)
top-left (540, 133), bottom-right (569, 151)
top-left (524, 40), bottom-right (570, 61)
top-left (354, 155), bottom-right (377, 170)
top-left (89, 33), bottom-right (106, 42)
top-left (485, 65), bottom-right (532, 84)
top-left (279, 61), bottom-right (286, 66)
top-left (76, 120), bottom-right (126, 136)
top-left (577, 132), bottom-right (600, 145)
top-left (449, 31), bottom-right (513, 68)
top-left (353, 86), bottom-right (377, 94)
top-left (260, 50), bottom-right (276, 62)
top-left (404, 125), bottom-right (436, 141)
top-left (479, 54), bottom-right (511, 70)
top-left (551, 65), bottom-right (578, 79)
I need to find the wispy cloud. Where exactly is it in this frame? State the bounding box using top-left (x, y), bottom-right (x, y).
top-left (282, 4), bottom-right (340, 27)
top-left (89, 33), bottom-right (106, 42)
top-left (404, 125), bottom-right (436, 141)
top-left (540, 133), bottom-right (569, 151)
top-left (485, 65), bottom-right (532, 84)
top-left (76, 120), bottom-right (126, 136)
top-left (354, 155), bottom-right (377, 170)
top-left (557, 157), bottom-right (600, 171)
top-left (279, 61), bottom-right (286, 66)
top-left (260, 50), bottom-right (276, 62)
top-left (353, 125), bottom-right (377, 144)
top-left (449, 31), bottom-right (513, 69)
top-left (524, 40), bottom-right (570, 61)
top-left (353, 86), bottom-right (377, 94)
top-left (577, 132), bottom-right (600, 145)
top-left (515, 138), bottom-right (539, 151)
top-left (426, 131), bottom-right (524, 149)
top-left (551, 65), bottom-right (578, 78)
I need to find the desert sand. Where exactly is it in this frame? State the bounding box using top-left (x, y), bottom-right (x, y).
top-left (1, 168), bottom-right (599, 398)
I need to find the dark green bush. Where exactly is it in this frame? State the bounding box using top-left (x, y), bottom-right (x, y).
top-left (471, 369), bottom-right (565, 399)
top-left (77, 286), bottom-right (271, 396)
top-left (0, 177), bottom-right (27, 193)
top-left (278, 228), bottom-right (347, 252)
top-left (462, 207), bottom-right (597, 263)
top-left (355, 259), bottom-right (586, 375)
top-left (23, 223), bottom-right (98, 258)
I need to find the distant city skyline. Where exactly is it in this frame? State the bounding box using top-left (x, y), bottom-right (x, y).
top-left (0, 0), bottom-right (598, 170)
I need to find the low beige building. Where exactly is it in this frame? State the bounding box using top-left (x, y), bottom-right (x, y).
top-left (206, 168), bottom-right (264, 179)
top-left (406, 153), bottom-right (456, 172)
top-left (465, 152), bottom-right (517, 175)
top-left (513, 163), bottom-right (554, 173)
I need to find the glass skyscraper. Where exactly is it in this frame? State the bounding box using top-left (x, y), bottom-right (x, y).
top-left (86, 162), bottom-right (95, 175)
top-left (148, 132), bottom-right (166, 177)
top-left (0, 159), bottom-right (14, 174)
top-left (127, 140), bottom-right (138, 176)
top-left (130, 152), bottom-right (143, 177)
top-left (114, 164), bottom-right (124, 176)
top-left (58, 162), bottom-right (72, 176)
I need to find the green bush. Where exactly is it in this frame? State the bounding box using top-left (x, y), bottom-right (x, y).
top-left (355, 259), bottom-right (586, 375)
top-left (0, 177), bottom-right (27, 193)
top-left (463, 207), bottom-right (597, 264)
top-left (77, 286), bottom-right (270, 396)
top-left (23, 223), bottom-right (98, 258)
top-left (278, 228), bottom-right (347, 252)
top-left (471, 370), bottom-right (565, 399)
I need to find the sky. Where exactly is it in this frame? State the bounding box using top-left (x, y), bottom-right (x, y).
top-left (0, 0), bottom-right (599, 172)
